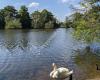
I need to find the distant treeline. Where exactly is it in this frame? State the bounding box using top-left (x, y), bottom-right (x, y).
top-left (0, 5), bottom-right (60, 29)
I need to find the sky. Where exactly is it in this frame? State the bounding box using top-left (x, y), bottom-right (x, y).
top-left (0, 0), bottom-right (82, 21)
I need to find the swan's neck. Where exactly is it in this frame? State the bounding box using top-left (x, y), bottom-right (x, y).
top-left (53, 65), bottom-right (57, 71)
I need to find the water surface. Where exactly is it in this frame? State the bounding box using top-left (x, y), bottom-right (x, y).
top-left (0, 28), bottom-right (100, 80)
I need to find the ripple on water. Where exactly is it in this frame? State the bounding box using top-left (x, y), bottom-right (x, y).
top-left (0, 46), bottom-right (11, 73)
top-left (0, 28), bottom-right (99, 80)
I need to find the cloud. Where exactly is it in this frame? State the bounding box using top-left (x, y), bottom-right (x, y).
top-left (61, 0), bottom-right (69, 3)
top-left (61, 0), bottom-right (75, 3)
top-left (28, 2), bottom-right (39, 8)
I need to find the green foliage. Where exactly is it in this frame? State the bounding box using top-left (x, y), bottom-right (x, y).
top-left (67, 0), bottom-right (100, 43)
top-left (45, 21), bottom-right (54, 29)
top-left (31, 11), bottom-right (42, 29)
top-left (2, 6), bottom-right (17, 17)
top-left (0, 6), bottom-right (20, 29)
top-left (64, 12), bottom-right (83, 28)
top-left (19, 5), bottom-right (31, 29)
top-left (0, 6), bottom-right (60, 29)
top-left (41, 9), bottom-right (54, 23)
top-left (64, 17), bottom-right (73, 28)
top-left (5, 16), bottom-right (21, 29)
top-left (31, 9), bottom-right (60, 29)
top-left (0, 11), bottom-right (5, 29)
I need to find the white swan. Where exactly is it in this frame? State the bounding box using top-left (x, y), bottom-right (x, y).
top-left (50, 63), bottom-right (73, 80)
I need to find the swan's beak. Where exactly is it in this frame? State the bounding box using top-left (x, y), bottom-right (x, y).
top-left (52, 63), bottom-right (55, 66)
top-left (68, 70), bottom-right (73, 75)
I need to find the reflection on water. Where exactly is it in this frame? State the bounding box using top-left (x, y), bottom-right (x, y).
top-left (73, 48), bottom-right (100, 80)
top-left (0, 28), bottom-right (99, 80)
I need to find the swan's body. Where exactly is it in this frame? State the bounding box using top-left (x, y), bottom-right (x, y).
top-left (50, 63), bottom-right (73, 80)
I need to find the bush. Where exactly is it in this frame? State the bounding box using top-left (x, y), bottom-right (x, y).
top-left (45, 21), bottom-right (54, 29)
top-left (5, 17), bottom-right (21, 29)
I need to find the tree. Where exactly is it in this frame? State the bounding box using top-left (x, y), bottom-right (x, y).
top-left (0, 10), bottom-right (5, 29)
top-left (31, 9), bottom-right (60, 29)
top-left (64, 17), bottom-right (73, 28)
top-left (0, 6), bottom-right (20, 29)
top-left (2, 6), bottom-right (17, 17)
top-left (0, 5), bottom-right (60, 29)
top-left (31, 11), bottom-right (42, 29)
top-left (45, 21), bottom-right (54, 29)
top-left (41, 9), bottom-right (53, 23)
top-left (19, 5), bottom-right (31, 29)
top-left (70, 0), bottom-right (100, 43)
top-left (41, 9), bottom-right (60, 29)
top-left (5, 16), bottom-right (21, 29)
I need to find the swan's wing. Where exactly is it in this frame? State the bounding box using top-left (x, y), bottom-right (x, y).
top-left (57, 67), bottom-right (69, 73)
top-left (50, 68), bottom-right (73, 79)
top-left (57, 67), bottom-right (69, 78)
top-left (50, 71), bottom-right (59, 79)
top-left (50, 71), bottom-right (53, 77)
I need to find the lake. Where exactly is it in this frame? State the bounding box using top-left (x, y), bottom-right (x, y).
top-left (0, 28), bottom-right (100, 80)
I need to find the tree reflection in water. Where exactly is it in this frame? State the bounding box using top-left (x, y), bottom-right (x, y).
top-left (73, 47), bottom-right (100, 80)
